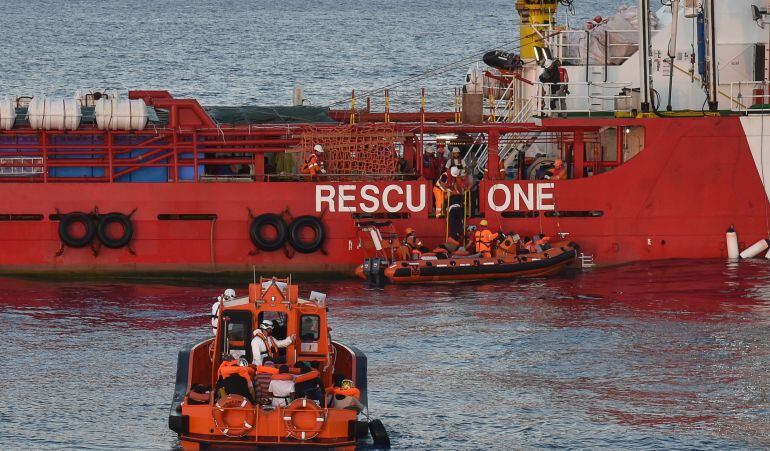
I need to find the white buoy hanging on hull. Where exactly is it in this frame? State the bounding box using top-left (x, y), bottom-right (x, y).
top-left (726, 226), bottom-right (739, 259)
top-left (739, 239), bottom-right (769, 259)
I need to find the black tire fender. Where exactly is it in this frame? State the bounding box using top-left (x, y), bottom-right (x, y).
top-left (249, 213), bottom-right (288, 251)
top-left (58, 212), bottom-right (96, 248)
top-left (97, 212), bottom-right (134, 249)
top-left (288, 216), bottom-right (325, 253)
top-left (368, 419), bottom-right (391, 448)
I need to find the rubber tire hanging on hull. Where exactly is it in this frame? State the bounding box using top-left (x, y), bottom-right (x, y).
top-left (58, 212), bottom-right (96, 248)
top-left (368, 419), bottom-right (391, 448)
top-left (288, 216), bottom-right (325, 253)
top-left (250, 213), bottom-right (288, 251)
top-left (97, 212), bottom-right (134, 249)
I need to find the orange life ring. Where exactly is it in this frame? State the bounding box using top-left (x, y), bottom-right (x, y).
top-left (212, 394), bottom-right (256, 437)
top-left (282, 398), bottom-right (326, 440)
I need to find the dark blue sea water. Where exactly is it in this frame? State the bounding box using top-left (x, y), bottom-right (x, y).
top-left (0, 0), bottom-right (619, 109)
top-left (2, 1), bottom-right (769, 449)
top-left (0, 260), bottom-right (769, 450)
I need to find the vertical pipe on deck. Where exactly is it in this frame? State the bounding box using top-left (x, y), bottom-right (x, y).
top-left (487, 130), bottom-right (500, 180)
top-left (573, 131), bottom-right (585, 178)
top-left (616, 127), bottom-right (623, 165)
top-left (193, 131), bottom-right (199, 182)
top-left (41, 131), bottom-right (48, 183)
top-left (107, 131), bottom-right (113, 182)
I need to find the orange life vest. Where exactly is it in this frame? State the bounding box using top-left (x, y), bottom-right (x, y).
top-left (218, 360), bottom-right (256, 380)
top-left (474, 228), bottom-right (498, 253)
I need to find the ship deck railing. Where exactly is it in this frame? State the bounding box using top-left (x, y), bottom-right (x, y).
top-left (533, 81), bottom-right (633, 118)
top-left (729, 81), bottom-right (770, 113)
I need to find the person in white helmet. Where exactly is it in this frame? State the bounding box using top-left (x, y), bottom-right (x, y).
top-left (211, 289), bottom-right (236, 335)
top-left (301, 144), bottom-right (326, 180)
top-left (251, 319), bottom-right (295, 365)
top-left (445, 147), bottom-right (464, 172)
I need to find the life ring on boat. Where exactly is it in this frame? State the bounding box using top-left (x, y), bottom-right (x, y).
top-left (282, 397), bottom-right (326, 440)
top-left (58, 211), bottom-right (96, 248)
top-left (97, 212), bottom-right (134, 249)
top-left (250, 213), bottom-right (288, 251)
top-left (288, 216), bottom-right (325, 254)
top-left (212, 394), bottom-right (256, 437)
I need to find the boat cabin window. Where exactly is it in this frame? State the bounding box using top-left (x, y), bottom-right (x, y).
top-left (220, 310), bottom-right (253, 361)
top-left (300, 315), bottom-right (320, 341)
top-left (258, 312), bottom-right (288, 340)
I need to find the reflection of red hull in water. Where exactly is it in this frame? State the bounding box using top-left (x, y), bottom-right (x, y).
top-left (357, 242), bottom-right (578, 284)
top-left (0, 91), bottom-right (768, 275)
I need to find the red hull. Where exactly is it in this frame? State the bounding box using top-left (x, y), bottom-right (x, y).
top-left (0, 112), bottom-right (768, 275)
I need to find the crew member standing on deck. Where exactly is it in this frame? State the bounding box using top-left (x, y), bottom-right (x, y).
top-left (301, 144), bottom-right (326, 180)
top-left (433, 167), bottom-right (454, 217)
top-left (211, 289), bottom-right (236, 335)
top-left (474, 219), bottom-right (499, 258)
top-left (251, 320), bottom-right (295, 365)
top-left (422, 146), bottom-right (436, 181)
top-left (445, 147), bottom-right (464, 172)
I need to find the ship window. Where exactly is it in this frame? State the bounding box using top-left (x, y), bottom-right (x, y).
top-left (0, 214), bottom-right (43, 221)
top-left (544, 210), bottom-right (604, 218)
top-left (157, 214), bottom-right (218, 220)
top-left (300, 315), bottom-right (320, 342)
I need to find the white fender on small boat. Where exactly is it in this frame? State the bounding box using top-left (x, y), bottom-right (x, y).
top-left (725, 226), bottom-right (739, 259)
top-left (739, 239), bottom-right (768, 259)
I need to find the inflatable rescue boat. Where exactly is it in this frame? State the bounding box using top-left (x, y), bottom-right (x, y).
top-left (358, 241), bottom-right (578, 285)
top-left (169, 277), bottom-right (390, 450)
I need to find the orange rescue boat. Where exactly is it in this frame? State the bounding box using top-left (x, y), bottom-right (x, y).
top-left (169, 276), bottom-right (390, 449)
top-left (358, 240), bottom-right (579, 285)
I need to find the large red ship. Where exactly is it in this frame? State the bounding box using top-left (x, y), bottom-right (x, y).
top-left (1, 0), bottom-right (769, 275)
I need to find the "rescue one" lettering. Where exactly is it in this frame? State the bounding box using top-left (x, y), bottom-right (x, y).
top-left (315, 184), bottom-right (427, 213)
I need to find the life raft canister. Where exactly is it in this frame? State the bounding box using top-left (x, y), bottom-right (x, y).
top-left (288, 216), bottom-right (325, 254)
top-left (212, 394), bottom-right (256, 437)
top-left (58, 211), bottom-right (96, 248)
top-left (282, 397), bottom-right (326, 441)
top-left (96, 212), bottom-right (134, 249)
top-left (249, 213), bottom-right (288, 251)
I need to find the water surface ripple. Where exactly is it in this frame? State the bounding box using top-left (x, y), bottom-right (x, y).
top-left (0, 260), bottom-right (768, 449)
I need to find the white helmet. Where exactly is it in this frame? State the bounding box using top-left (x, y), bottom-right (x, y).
top-left (223, 288), bottom-right (236, 300)
top-left (452, 146), bottom-right (461, 154)
top-left (450, 166), bottom-right (460, 177)
top-left (313, 144), bottom-right (324, 153)
top-left (260, 319), bottom-right (274, 330)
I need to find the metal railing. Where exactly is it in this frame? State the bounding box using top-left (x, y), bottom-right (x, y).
top-left (729, 81), bottom-right (770, 112)
top-left (534, 81), bottom-right (632, 117)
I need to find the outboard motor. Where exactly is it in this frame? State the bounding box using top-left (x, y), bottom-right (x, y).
top-left (363, 257), bottom-right (388, 288)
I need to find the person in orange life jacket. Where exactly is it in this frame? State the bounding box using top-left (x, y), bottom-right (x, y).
top-left (403, 227), bottom-right (424, 260)
top-left (545, 159), bottom-right (567, 180)
top-left (332, 378), bottom-right (364, 412)
top-left (293, 361), bottom-right (325, 405)
top-left (251, 320), bottom-right (295, 365)
top-left (216, 355), bottom-right (257, 402)
top-left (445, 147), bottom-right (464, 171)
top-left (433, 166), bottom-right (457, 217)
top-left (268, 364), bottom-right (295, 407)
top-left (474, 219), bottom-right (499, 258)
top-left (301, 144), bottom-right (326, 180)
